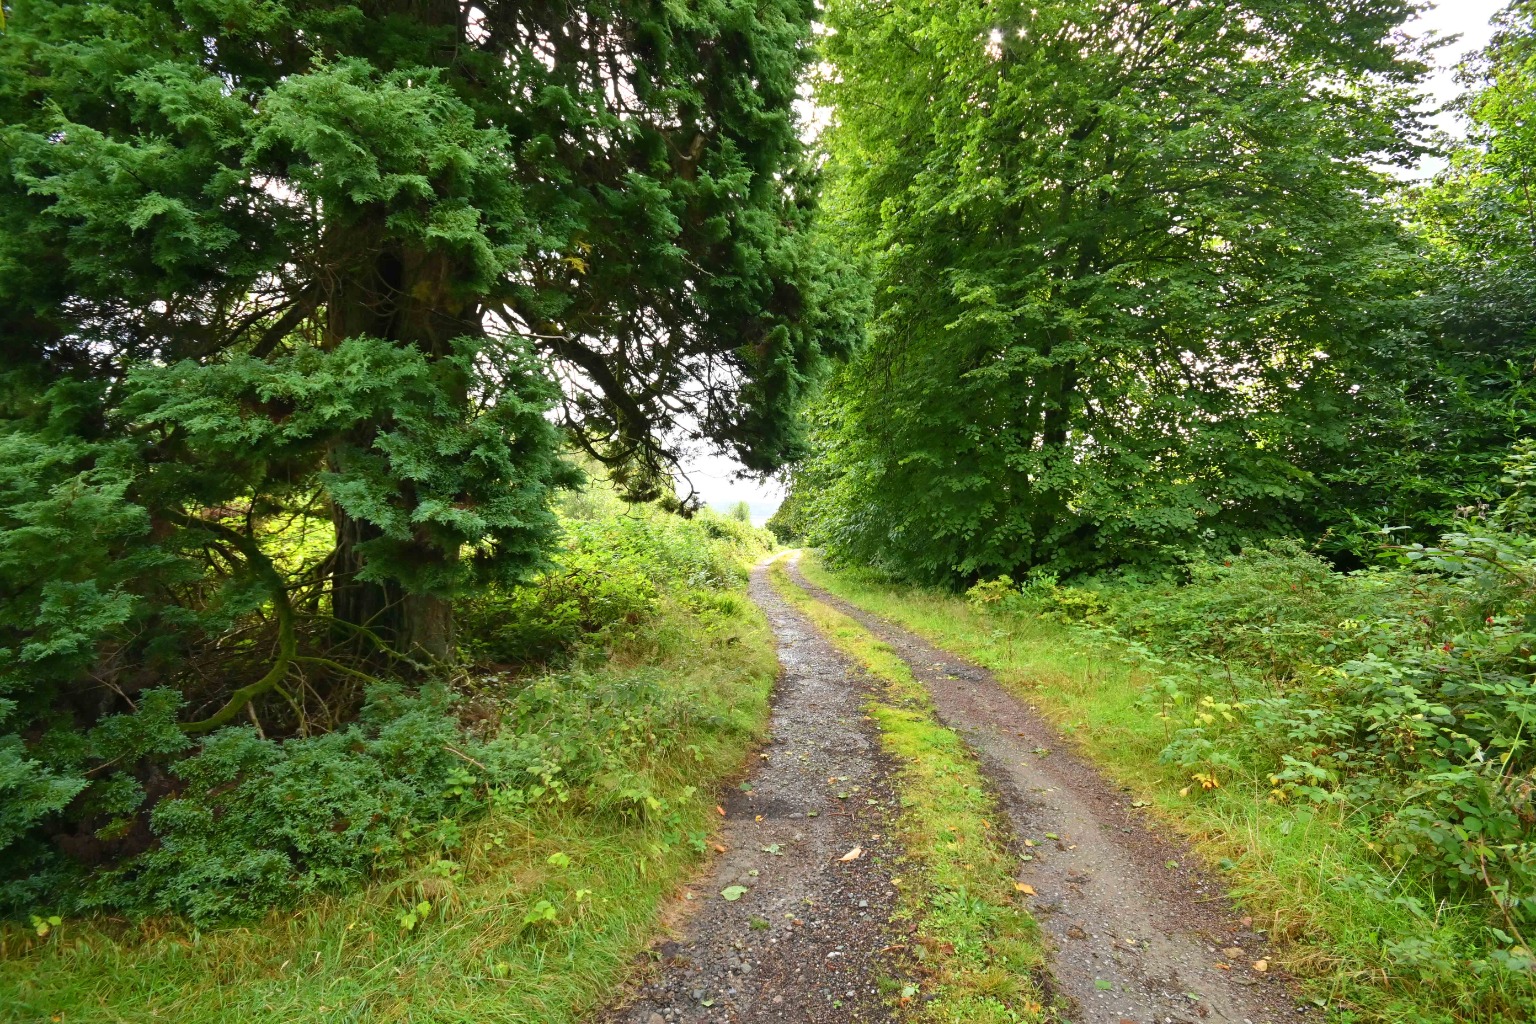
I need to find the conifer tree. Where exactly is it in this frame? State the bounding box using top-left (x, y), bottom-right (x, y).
top-left (0, 0), bottom-right (858, 658)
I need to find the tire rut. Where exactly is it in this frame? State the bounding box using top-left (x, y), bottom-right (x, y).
top-left (783, 556), bottom-right (1305, 1024)
top-left (602, 559), bottom-right (902, 1024)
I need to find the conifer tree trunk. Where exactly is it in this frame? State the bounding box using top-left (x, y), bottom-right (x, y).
top-left (325, 238), bottom-right (463, 661)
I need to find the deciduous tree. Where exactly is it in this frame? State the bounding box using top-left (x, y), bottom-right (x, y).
top-left (809, 0), bottom-right (1429, 582)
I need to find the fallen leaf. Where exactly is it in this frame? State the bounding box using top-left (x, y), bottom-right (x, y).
top-left (1222, 947), bottom-right (1244, 958)
top-left (1023, 839), bottom-right (1037, 847)
top-left (713, 844), bottom-right (727, 853)
top-left (1044, 832), bottom-right (1060, 840)
top-left (715, 805), bottom-right (726, 817)
top-left (720, 885), bottom-right (748, 902)
top-left (1252, 959), bottom-right (1269, 973)
top-left (839, 846), bottom-right (864, 862)
top-left (1015, 883), bottom-right (1036, 895)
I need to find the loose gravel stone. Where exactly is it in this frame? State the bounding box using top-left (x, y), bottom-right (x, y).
top-left (601, 560), bottom-right (902, 1024)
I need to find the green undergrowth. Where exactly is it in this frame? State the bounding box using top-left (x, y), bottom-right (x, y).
top-left (0, 497), bottom-right (779, 1024)
top-left (768, 558), bottom-right (1051, 1023)
top-left (798, 551), bottom-right (1536, 1024)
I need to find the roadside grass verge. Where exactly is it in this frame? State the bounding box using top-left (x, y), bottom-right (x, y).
top-left (768, 558), bottom-right (1051, 1023)
top-left (0, 592), bottom-right (776, 1024)
top-left (796, 551), bottom-right (1529, 1024)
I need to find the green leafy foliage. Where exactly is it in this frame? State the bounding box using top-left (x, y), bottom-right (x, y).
top-left (1029, 523), bottom-right (1536, 978)
top-left (803, 0), bottom-right (1431, 584)
top-left (90, 664), bottom-right (712, 925)
top-left (0, 477), bottom-right (771, 923)
top-left (1313, 4), bottom-right (1536, 555)
top-left (461, 487), bottom-right (771, 667)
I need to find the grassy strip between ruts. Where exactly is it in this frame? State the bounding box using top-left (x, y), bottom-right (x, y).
top-left (0, 589), bottom-right (777, 1024)
top-left (768, 557), bottom-right (1052, 1023)
top-left (795, 551), bottom-right (1532, 1024)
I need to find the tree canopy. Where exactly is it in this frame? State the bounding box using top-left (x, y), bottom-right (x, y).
top-left (800, 0), bottom-right (1434, 582)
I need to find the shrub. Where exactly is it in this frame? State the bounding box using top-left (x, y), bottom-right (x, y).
top-left (459, 499), bottom-right (771, 668)
top-left (1072, 535), bottom-right (1536, 969)
top-left (966, 572), bottom-right (1106, 622)
top-left (2, 479), bottom-right (772, 924)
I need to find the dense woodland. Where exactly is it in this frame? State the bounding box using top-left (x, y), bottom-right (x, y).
top-left (4, 1), bottom-right (1536, 1021)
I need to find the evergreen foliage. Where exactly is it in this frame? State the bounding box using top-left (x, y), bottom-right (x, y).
top-left (0, 0), bottom-right (849, 918)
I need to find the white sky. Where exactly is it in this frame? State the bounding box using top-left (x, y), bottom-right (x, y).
top-left (681, 1), bottom-right (1508, 526)
top-left (1414, 0), bottom-right (1505, 172)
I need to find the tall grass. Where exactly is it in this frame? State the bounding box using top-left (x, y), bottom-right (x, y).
top-left (798, 552), bottom-right (1531, 1024)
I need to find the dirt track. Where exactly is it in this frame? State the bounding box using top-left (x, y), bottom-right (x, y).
top-left (784, 556), bottom-right (1302, 1024)
top-left (604, 556), bottom-right (1303, 1024)
top-left (604, 559), bottom-right (902, 1024)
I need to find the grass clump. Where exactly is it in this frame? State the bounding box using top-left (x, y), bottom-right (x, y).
top-left (769, 558), bottom-right (1050, 1023)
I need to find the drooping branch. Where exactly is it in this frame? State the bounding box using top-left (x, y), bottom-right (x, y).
top-left (173, 514), bottom-right (298, 735)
